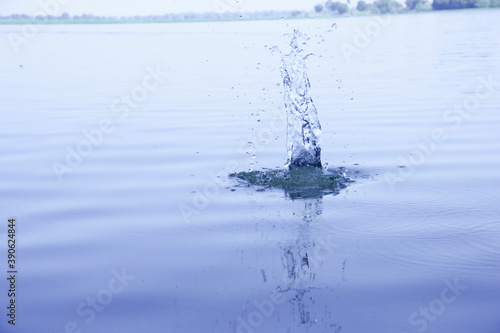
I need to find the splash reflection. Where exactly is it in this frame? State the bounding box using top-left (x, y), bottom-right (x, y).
top-left (275, 196), bottom-right (342, 332)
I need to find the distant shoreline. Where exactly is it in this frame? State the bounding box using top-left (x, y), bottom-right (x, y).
top-left (0, 7), bottom-right (498, 25)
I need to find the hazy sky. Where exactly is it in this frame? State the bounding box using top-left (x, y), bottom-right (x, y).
top-left (0, 0), bottom-right (328, 16)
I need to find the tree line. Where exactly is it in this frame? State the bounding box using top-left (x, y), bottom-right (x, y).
top-left (1, 0), bottom-right (498, 24)
top-left (0, 10), bottom-right (308, 23)
top-left (314, 0), bottom-right (500, 14)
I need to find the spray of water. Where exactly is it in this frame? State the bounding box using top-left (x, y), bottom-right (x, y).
top-left (281, 30), bottom-right (322, 169)
top-left (230, 29), bottom-right (354, 198)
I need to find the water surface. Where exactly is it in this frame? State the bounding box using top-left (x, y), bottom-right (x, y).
top-left (0, 10), bottom-right (500, 333)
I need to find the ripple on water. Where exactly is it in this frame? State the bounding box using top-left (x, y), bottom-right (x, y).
top-left (325, 184), bottom-right (500, 279)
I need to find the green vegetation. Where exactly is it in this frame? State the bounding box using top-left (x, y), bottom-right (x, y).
top-left (325, 0), bottom-right (350, 14)
top-left (314, 3), bottom-right (325, 12)
top-left (0, 10), bottom-right (312, 25)
top-left (320, 0), bottom-right (407, 14)
top-left (432, 0), bottom-right (499, 9)
top-left (0, 1), bottom-right (499, 26)
top-left (406, 0), bottom-right (429, 10)
top-left (320, 0), bottom-right (499, 14)
top-left (357, 0), bottom-right (370, 11)
top-left (372, 0), bottom-right (404, 13)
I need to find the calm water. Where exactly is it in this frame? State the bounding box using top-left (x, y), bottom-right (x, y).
top-left (1, 9), bottom-right (500, 333)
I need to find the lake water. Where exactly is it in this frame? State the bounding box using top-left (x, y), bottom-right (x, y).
top-left (1, 9), bottom-right (500, 333)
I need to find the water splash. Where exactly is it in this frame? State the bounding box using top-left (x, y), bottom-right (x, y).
top-left (230, 30), bottom-right (354, 198)
top-left (231, 167), bottom-right (353, 199)
top-left (281, 30), bottom-right (322, 169)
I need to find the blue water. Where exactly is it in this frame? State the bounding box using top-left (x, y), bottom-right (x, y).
top-left (1, 9), bottom-right (500, 333)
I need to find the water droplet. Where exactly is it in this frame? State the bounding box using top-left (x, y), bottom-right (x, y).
top-left (247, 142), bottom-right (253, 147)
top-left (331, 23), bottom-right (337, 29)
